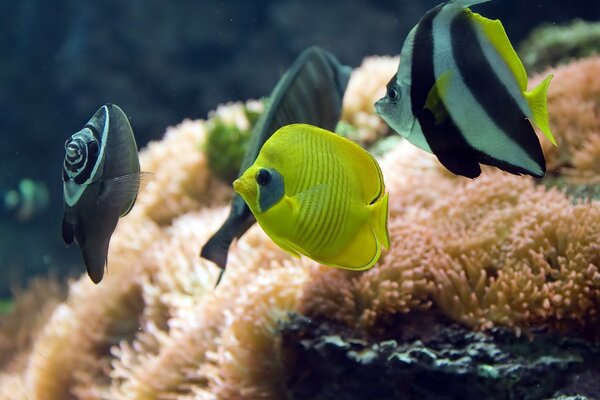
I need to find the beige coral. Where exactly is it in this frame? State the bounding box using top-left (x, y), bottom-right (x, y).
top-left (1, 55), bottom-right (600, 400)
top-left (532, 56), bottom-right (600, 183)
top-left (341, 55), bottom-right (399, 144)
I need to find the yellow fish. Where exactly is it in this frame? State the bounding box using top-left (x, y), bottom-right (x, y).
top-left (233, 123), bottom-right (390, 270)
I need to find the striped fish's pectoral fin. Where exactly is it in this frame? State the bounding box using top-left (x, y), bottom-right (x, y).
top-left (424, 70), bottom-right (453, 125)
top-left (435, 150), bottom-right (482, 178)
top-left (271, 235), bottom-right (302, 258)
top-left (61, 216), bottom-right (75, 245)
top-left (99, 172), bottom-right (149, 216)
top-left (525, 74), bottom-right (557, 146)
top-left (468, 11), bottom-right (528, 92)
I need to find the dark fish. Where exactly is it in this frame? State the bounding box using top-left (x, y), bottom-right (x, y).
top-left (62, 104), bottom-right (144, 284)
top-left (375, 0), bottom-right (556, 179)
top-left (201, 46), bottom-right (351, 285)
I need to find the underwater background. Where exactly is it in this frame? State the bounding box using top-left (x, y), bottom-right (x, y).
top-left (1, 0), bottom-right (600, 399)
top-left (2, 0), bottom-right (600, 296)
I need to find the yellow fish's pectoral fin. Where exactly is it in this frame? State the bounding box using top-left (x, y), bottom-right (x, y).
top-left (468, 11), bottom-right (528, 92)
top-left (369, 192), bottom-right (390, 251)
top-left (525, 74), bottom-right (557, 146)
top-left (424, 70), bottom-right (453, 125)
top-left (273, 236), bottom-right (302, 258)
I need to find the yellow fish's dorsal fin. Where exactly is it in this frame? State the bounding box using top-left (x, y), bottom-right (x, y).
top-left (468, 11), bottom-right (528, 92)
top-left (301, 124), bottom-right (385, 205)
top-left (424, 70), bottom-right (453, 125)
top-left (525, 74), bottom-right (557, 146)
top-left (369, 192), bottom-right (390, 251)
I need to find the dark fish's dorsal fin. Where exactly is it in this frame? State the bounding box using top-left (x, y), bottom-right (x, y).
top-left (100, 104), bottom-right (141, 180)
top-left (200, 47), bottom-right (351, 280)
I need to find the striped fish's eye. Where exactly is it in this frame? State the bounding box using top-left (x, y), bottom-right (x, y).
top-left (256, 168), bottom-right (271, 186)
top-left (387, 86), bottom-right (400, 104)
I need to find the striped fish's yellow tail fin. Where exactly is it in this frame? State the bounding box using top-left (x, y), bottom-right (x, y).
top-left (370, 192), bottom-right (390, 251)
top-left (525, 74), bottom-right (557, 146)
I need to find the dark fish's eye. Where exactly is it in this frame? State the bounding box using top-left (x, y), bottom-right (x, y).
top-left (256, 168), bottom-right (271, 186)
top-left (387, 86), bottom-right (399, 103)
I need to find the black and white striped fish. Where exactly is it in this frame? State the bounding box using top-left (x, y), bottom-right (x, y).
top-left (375, 0), bottom-right (557, 178)
top-left (200, 46), bottom-right (351, 285)
top-left (62, 104), bottom-right (145, 284)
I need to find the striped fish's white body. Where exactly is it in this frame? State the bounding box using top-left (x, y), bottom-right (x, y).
top-left (375, 0), bottom-right (556, 179)
top-left (233, 124), bottom-right (390, 271)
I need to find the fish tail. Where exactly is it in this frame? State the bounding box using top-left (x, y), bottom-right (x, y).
top-left (525, 74), bottom-right (557, 146)
top-left (369, 192), bottom-right (390, 251)
top-left (200, 226), bottom-right (234, 271)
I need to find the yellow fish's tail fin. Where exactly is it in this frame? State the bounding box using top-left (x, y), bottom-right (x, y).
top-left (370, 192), bottom-right (390, 251)
top-left (525, 74), bottom-right (557, 146)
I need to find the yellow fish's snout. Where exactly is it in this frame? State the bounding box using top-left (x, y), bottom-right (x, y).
top-left (232, 169), bottom-right (257, 202)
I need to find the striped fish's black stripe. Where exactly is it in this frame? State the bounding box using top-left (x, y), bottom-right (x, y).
top-left (85, 124), bottom-right (101, 141)
top-left (411, 4), bottom-right (481, 178)
top-left (450, 11), bottom-right (545, 177)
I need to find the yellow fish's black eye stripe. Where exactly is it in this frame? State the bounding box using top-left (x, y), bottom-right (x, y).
top-left (411, 3), bottom-right (482, 178)
top-left (450, 11), bottom-right (545, 176)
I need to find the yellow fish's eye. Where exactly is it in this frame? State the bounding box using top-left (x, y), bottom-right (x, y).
top-left (256, 168), bottom-right (271, 186)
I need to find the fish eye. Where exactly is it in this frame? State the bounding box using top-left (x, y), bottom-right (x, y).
top-left (256, 168), bottom-right (271, 186)
top-left (387, 86), bottom-right (399, 103)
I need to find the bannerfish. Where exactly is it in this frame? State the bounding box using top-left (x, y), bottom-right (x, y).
top-left (375, 0), bottom-right (557, 179)
top-left (62, 104), bottom-right (145, 284)
top-left (233, 123), bottom-right (390, 271)
top-left (201, 46), bottom-right (351, 284)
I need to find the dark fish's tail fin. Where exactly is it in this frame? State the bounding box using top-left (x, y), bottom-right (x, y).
top-left (82, 240), bottom-right (109, 284)
top-left (201, 224), bottom-right (236, 286)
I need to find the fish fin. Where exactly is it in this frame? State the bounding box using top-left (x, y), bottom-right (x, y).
top-left (525, 74), bottom-right (557, 146)
top-left (98, 172), bottom-right (150, 216)
top-left (468, 11), bottom-right (528, 92)
top-left (201, 222), bottom-right (236, 271)
top-left (450, 0), bottom-right (491, 7)
top-left (82, 240), bottom-right (109, 284)
top-left (61, 216), bottom-right (75, 245)
top-left (436, 151), bottom-right (482, 178)
top-left (324, 223), bottom-right (381, 271)
top-left (102, 104), bottom-right (141, 179)
top-left (424, 70), bottom-right (453, 125)
top-left (369, 192), bottom-right (390, 251)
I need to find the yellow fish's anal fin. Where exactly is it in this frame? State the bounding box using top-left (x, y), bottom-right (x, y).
top-left (323, 223), bottom-right (381, 271)
top-left (369, 192), bottom-right (390, 251)
top-left (468, 11), bottom-right (527, 92)
top-left (424, 70), bottom-right (453, 125)
top-left (525, 74), bottom-right (557, 146)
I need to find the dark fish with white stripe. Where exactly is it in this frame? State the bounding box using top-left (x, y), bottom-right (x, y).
top-left (375, 0), bottom-right (557, 179)
top-left (200, 46), bottom-right (351, 285)
top-left (62, 104), bottom-right (144, 284)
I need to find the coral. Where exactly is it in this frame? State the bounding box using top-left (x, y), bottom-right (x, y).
top-left (519, 20), bottom-right (600, 74)
top-left (340, 55), bottom-right (399, 145)
top-left (1, 55), bottom-right (599, 399)
top-left (136, 119), bottom-right (230, 225)
top-left (204, 100), bottom-right (264, 183)
top-left (530, 57), bottom-right (600, 185)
